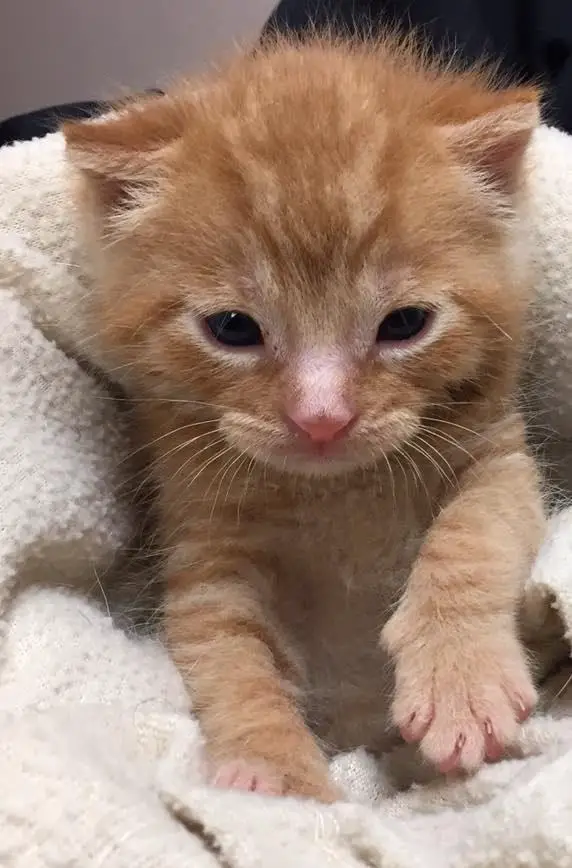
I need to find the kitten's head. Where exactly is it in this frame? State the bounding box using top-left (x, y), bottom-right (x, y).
top-left (65, 36), bottom-right (539, 476)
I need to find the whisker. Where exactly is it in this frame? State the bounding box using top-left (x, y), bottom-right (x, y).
top-left (88, 565), bottom-right (112, 618)
top-left (161, 443), bottom-right (237, 547)
top-left (224, 453), bottom-right (250, 515)
top-left (126, 432), bottom-right (226, 496)
top-left (398, 448), bottom-right (421, 496)
top-left (97, 394), bottom-right (237, 414)
top-left (120, 419), bottom-right (219, 466)
top-left (169, 437), bottom-right (228, 485)
top-left (392, 449), bottom-right (411, 502)
top-left (549, 670), bottom-right (572, 705)
top-left (185, 445), bottom-right (236, 496)
top-left (419, 425), bottom-right (476, 464)
top-left (421, 416), bottom-right (494, 444)
top-left (400, 444), bottom-right (435, 515)
top-left (408, 438), bottom-right (451, 487)
top-left (413, 434), bottom-right (457, 487)
top-left (382, 452), bottom-right (396, 509)
top-left (236, 454), bottom-right (257, 525)
top-left (206, 449), bottom-right (246, 527)
top-left (479, 311), bottom-right (513, 341)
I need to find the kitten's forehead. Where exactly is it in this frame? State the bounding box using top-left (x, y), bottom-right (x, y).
top-left (174, 61), bottom-right (417, 275)
top-left (238, 257), bottom-right (406, 358)
top-left (222, 120), bottom-right (394, 263)
top-left (226, 145), bottom-right (400, 321)
top-left (181, 99), bottom-right (448, 299)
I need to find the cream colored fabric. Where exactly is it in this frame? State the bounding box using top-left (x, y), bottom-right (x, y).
top-left (1, 128), bottom-right (572, 867)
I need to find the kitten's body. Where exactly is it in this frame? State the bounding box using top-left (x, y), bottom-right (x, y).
top-left (159, 416), bottom-right (427, 753)
top-left (65, 35), bottom-right (545, 800)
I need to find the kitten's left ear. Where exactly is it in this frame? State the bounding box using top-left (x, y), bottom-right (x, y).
top-left (63, 93), bottom-right (186, 220)
top-left (440, 89), bottom-right (540, 196)
top-left (64, 94), bottom-right (184, 180)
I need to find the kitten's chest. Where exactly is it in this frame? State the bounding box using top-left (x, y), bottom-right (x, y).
top-left (270, 488), bottom-right (427, 751)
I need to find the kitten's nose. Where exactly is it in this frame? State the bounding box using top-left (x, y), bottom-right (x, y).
top-left (285, 410), bottom-right (356, 444)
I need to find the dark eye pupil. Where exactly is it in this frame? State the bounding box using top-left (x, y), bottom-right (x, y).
top-left (205, 311), bottom-right (263, 348)
top-left (377, 307), bottom-right (429, 342)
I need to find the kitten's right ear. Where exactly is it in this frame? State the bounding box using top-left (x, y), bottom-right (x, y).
top-left (439, 89), bottom-right (540, 197)
top-left (63, 94), bottom-right (184, 207)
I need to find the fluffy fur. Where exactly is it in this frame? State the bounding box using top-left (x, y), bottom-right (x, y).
top-left (64, 34), bottom-right (546, 801)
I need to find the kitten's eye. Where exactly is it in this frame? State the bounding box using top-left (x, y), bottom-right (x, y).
top-left (377, 307), bottom-right (430, 343)
top-left (204, 311), bottom-right (263, 348)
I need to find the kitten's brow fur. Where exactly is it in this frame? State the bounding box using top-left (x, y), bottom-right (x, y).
top-left (65, 34), bottom-right (546, 800)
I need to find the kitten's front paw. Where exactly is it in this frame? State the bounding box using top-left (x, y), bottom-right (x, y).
top-left (211, 757), bottom-right (340, 803)
top-left (382, 613), bottom-right (537, 773)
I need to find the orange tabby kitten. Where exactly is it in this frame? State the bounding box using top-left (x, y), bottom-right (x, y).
top-left (65, 35), bottom-right (545, 802)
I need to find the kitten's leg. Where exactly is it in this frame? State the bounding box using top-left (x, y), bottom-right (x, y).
top-left (164, 546), bottom-right (338, 802)
top-left (381, 413), bottom-right (544, 773)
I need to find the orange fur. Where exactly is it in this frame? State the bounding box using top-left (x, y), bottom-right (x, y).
top-left (64, 34), bottom-right (545, 801)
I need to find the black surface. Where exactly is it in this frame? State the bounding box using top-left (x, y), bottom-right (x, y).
top-left (0, 91), bottom-right (163, 148)
top-left (0, 100), bottom-right (107, 148)
top-left (263, 0), bottom-right (572, 132)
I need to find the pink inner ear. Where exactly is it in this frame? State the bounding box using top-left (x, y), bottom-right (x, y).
top-left (441, 100), bottom-right (539, 194)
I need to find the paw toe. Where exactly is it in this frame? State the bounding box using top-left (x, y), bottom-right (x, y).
top-left (212, 760), bottom-right (283, 795)
top-left (484, 719), bottom-right (506, 763)
top-left (422, 717), bottom-right (485, 773)
top-left (398, 706), bottom-right (434, 743)
top-left (509, 686), bottom-right (538, 722)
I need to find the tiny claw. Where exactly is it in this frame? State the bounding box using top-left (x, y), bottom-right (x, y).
top-left (400, 713), bottom-right (419, 743)
top-left (438, 755), bottom-right (460, 774)
top-left (437, 733), bottom-right (465, 774)
top-left (399, 705), bottom-right (434, 743)
top-left (484, 719), bottom-right (504, 762)
top-left (516, 700), bottom-right (532, 723)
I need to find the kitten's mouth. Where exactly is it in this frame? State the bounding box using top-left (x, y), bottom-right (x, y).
top-left (293, 439), bottom-right (340, 458)
top-left (270, 437), bottom-right (364, 474)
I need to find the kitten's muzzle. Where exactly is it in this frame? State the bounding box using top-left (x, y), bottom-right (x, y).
top-left (283, 409), bottom-right (358, 449)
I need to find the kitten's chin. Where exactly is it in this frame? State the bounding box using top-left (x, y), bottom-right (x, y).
top-left (265, 451), bottom-right (367, 478)
top-left (238, 441), bottom-right (376, 477)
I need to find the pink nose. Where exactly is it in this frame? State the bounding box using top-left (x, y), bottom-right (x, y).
top-left (286, 411), bottom-right (356, 444)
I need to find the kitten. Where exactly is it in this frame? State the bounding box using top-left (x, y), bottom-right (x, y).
top-left (65, 35), bottom-right (546, 802)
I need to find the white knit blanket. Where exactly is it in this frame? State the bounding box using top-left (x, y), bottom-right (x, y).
top-left (2, 129), bottom-right (572, 867)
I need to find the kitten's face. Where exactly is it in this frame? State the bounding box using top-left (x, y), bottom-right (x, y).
top-left (66, 41), bottom-right (537, 476)
top-left (174, 282), bottom-right (474, 477)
